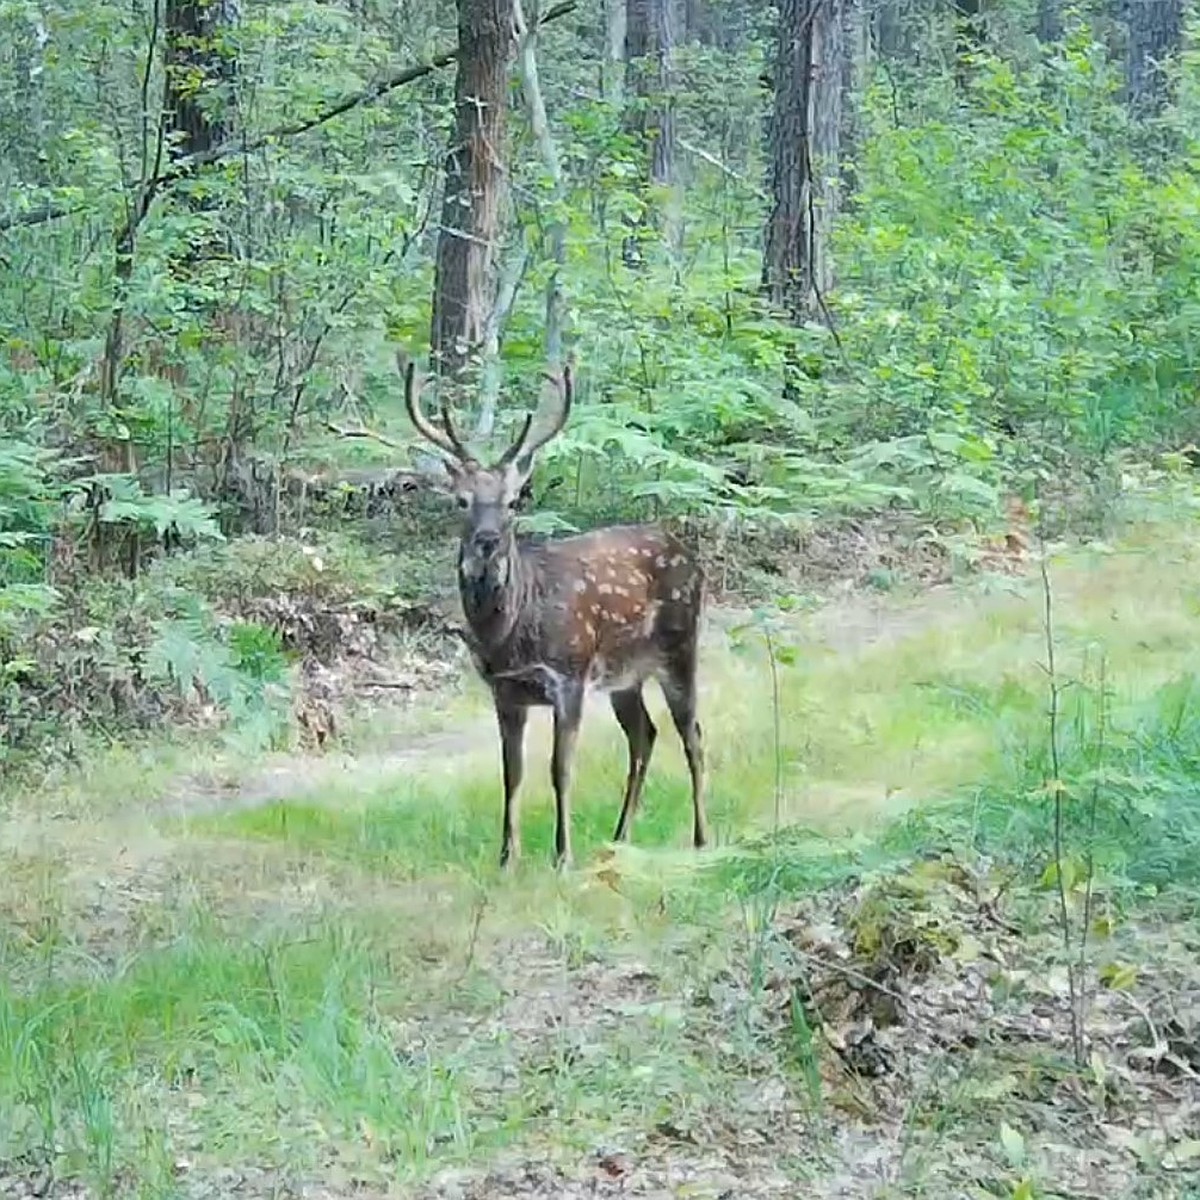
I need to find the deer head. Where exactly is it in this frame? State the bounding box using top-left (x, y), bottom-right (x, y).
top-left (402, 355), bottom-right (573, 584)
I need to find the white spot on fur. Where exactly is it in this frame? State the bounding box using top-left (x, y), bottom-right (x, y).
top-left (655, 556), bottom-right (667, 568)
top-left (598, 583), bottom-right (613, 595)
top-left (574, 579), bottom-right (588, 594)
top-left (671, 588), bottom-right (681, 600)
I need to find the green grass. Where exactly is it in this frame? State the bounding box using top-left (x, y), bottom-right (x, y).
top-left (2, 511), bottom-right (1200, 1195)
top-left (0, 925), bottom-right (497, 1190)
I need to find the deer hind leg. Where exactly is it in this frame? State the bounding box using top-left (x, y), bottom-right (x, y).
top-left (610, 685), bottom-right (657, 844)
top-left (497, 700), bottom-right (529, 870)
top-left (660, 657), bottom-right (709, 851)
top-left (550, 683), bottom-right (585, 870)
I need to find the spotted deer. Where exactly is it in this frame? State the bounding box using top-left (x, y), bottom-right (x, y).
top-left (403, 356), bottom-right (709, 870)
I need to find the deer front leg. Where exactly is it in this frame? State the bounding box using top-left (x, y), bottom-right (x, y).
top-left (497, 700), bottom-right (528, 870)
top-left (550, 684), bottom-right (584, 870)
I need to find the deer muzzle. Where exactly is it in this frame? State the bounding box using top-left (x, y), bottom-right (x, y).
top-left (460, 530), bottom-right (510, 586)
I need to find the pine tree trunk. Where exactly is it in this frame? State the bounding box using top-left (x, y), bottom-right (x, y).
top-left (874, 0), bottom-right (904, 58)
top-left (164, 0), bottom-right (236, 157)
top-left (626, 0), bottom-right (675, 186)
top-left (603, 0), bottom-right (626, 102)
top-left (163, 0), bottom-right (237, 269)
top-left (954, 0), bottom-right (984, 88)
top-left (839, 0), bottom-right (864, 199)
top-left (430, 0), bottom-right (516, 381)
top-left (762, 0), bottom-right (843, 321)
top-left (1125, 0), bottom-right (1183, 118)
top-left (1037, 0), bottom-right (1063, 44)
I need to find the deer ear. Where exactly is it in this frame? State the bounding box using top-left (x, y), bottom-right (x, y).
top-left (512, 450), bottom-right (536, 482)
top-left (500, 455), bottom-right (534, 505)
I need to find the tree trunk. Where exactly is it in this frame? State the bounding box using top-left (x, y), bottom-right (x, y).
top-left (163, 0), bottom-right (237, 271)
top-left (164, 0), bottom-right (236, 158)
top-left (101, 0), bottom-right (239, 474)
top-left (684, 0), bottom-right (713, 44)
top-left (762, 0), bottom-right (843, 321)
top-left (839, 0), bottom-right (864, 199)
top-left (874, 0), bottom-right (905, 58)
top-left (954, 0), bottom-right (984, 88)
top-left (1125, 0), bottom-right (1183, 118)
top-left (603, 0), bottom-right (627, 102)
top-left (430, 0), bottom-right (516, 382)
top-left (622, 0), bottom-right (677, 265)
top-left (514, 0), bottom-right (567, 370)
top-left (1036, 0), bottom-right (1063, 43)
top-left (625, 0), bottom-right (675, 187)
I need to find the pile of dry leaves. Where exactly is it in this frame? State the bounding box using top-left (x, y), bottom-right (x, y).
top-left (744, 856), bottom-right (1200, 1195)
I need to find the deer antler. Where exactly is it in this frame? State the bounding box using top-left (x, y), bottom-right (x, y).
top-left (400, 352), bottom-right (474, 463)
top-left (497, 362), bottom-right (574, 467)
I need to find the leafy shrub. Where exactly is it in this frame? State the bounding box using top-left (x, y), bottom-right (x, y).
top-left (0, 441), bottom-right (60, 635)
top-left (878, 669), bottom-right (1200, 907)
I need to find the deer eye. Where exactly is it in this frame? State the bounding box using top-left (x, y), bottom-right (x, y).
top-left (456, 496), bottom-right (470, 510)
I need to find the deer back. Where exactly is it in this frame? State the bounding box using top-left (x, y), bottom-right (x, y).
top-left (499, 524), bottom-right (703, 694)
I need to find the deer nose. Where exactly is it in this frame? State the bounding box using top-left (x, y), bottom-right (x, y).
top-left (473, 529), bottom-right (502, 555)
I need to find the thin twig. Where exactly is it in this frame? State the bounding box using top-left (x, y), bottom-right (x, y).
top-left (762, 625), bottom-right (784, 835)
top-left (677, 136), bottom-right (770, 200)
top-left (1040, 536), bottom-right (1085, 1065)
top-left (789, 946), bottom-right (910, 1010)
top-left (1078, 654), bottom-right (1106, 1050)
top-left (1120, 988), bottom-right (1163, 1058)
top-left (325, 422), bottom-right (405, 451)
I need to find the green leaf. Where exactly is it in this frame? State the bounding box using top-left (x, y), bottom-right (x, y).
top-left (1098, 962), bottom-right (1139, 991)
top-left (999, 1122), bottom-right (1026, 1167)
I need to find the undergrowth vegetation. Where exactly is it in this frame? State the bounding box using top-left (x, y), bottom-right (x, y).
top-left (1, 526), bottom-right (458, 767)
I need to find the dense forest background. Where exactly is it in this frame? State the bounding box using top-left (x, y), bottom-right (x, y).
top-left (1, 0), bottom-right (1197, 760)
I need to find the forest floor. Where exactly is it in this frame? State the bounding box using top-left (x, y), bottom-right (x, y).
top-left (2, 494), bottom-right (1200, 1199)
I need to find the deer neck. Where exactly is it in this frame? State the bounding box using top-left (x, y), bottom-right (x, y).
top-left (458, 538), bottom-right (529, 649)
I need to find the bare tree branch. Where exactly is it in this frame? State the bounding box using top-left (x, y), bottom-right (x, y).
top-left (325, 421), bottom-right (406, 451)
